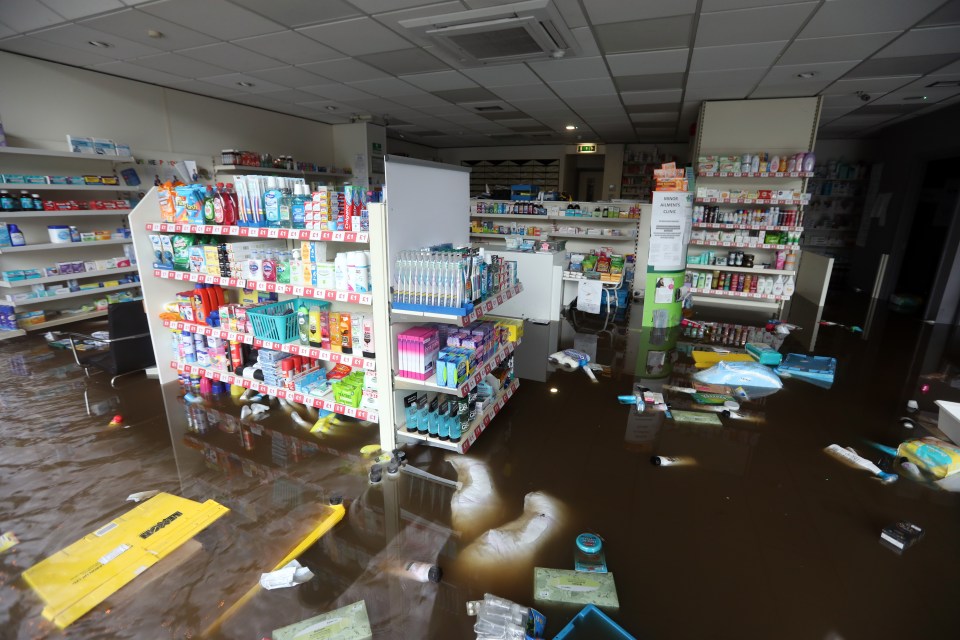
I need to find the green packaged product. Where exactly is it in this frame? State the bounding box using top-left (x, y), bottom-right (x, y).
top-left (171, 234), bottom-right (195, 272)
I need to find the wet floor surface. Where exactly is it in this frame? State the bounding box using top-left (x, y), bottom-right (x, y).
top-left (2, 296), bottom-right (960, 639)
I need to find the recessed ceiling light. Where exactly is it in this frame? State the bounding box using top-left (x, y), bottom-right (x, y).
top-left (88, 40), bottom-right (113, 48)
top-left (565, 124), bottom-right (577, 130)
top-left (325, 106), bottom-right (338, 111)
top-left (147, 29), bottom-right (164, 38)
top-left (903, 96), bottom-right (928, 101)
top-left (236, 81), bottom-right (255, 87)
top-left (796, 71), bottom-right (817, 79)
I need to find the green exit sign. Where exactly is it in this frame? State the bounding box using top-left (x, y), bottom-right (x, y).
top-left (577, 144), bottom-right (597, 153)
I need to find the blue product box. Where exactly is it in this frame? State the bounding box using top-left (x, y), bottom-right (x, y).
top-left (25, 175), bottom-right (48, 184)
top-left (3, 175), bottom-right (24, 184)
top-left (0, 224), bottom-right (11, 248)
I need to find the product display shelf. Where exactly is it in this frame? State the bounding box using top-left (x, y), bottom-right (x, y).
top-left (171, 361), bottom-right (379, 422)
top-left (562, 270), bottom-right (623, 285)
top-left (469, 213), bottom-right (548, 221)
top-left (695, 197), bottom-right (808, 205)
top-left (389, 281), bottom-right (524, 327)
top-left (11, 282), bottom-right (140, 307)
top-left (146, 222), bottom-right (368, 243)
top-left (685, 264), bottom-right (796, 276)
top-left (690, 239), bottom-right (794, 250)
top-left (0, 329), bottom-right (26, 340)
top-left (0, 237), bottom-right (132, 253)
top-left (550, 215), bottom-right (638, 223)
top-left (397, 378), bottom-right (519, 454)
top-left (0, 265), bottom-right (137, 287)
top-left (152, 269), bottom-right (374, 305)
top-left (213, 164), bottom-right (351, 178)
top-left (161, 319), bottom-right (375, 370)
top-left (549, 232), bottom-right (635, 240)
top-left (6, 183), bottom-right (139, 192)
top-left (688, 287), bottom-right (789, 301)
top-left (693, 223), bottom-right (802, 232)
top-left (27, 309), bottom-right (108, 330)
top-left (394, 338), bottom-right (519, 397)
top-left (697, 170), bottom-right (814, 178)
top-left (0, 209), bottom-right (133, 219)
top-left (0, 146), bottom-right (136, 162)
top-left (470, 233), bottom-right (544, 240)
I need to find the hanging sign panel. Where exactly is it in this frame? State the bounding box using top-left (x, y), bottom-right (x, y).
top-left (648, 191), bottom-right (693, 271)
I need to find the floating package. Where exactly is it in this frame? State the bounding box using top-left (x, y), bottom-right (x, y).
top-left (691, 360), bottom-right (783, 399)
top-left (775, 354), bottom-right (836, 388)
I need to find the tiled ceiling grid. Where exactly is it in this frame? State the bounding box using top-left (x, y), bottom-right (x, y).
top-left (0, 0), bottom-right (958, 147)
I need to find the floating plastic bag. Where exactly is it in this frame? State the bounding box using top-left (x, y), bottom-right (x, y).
top-left (692, 360), bottom-right (783, 399)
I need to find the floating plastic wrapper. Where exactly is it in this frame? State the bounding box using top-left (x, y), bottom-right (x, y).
top-left (877, 437), bottom-right (960, 479)
top-left (692, 360), bottom-right (783, 399)
top-left (466, 593), bottom-right (546, 640)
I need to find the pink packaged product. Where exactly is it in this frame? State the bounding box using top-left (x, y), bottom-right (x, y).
top-left (397, 326), bottom-right (440, 381)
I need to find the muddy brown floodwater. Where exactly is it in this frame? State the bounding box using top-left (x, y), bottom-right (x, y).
top-left (2, 296), bottom-right (960, 639)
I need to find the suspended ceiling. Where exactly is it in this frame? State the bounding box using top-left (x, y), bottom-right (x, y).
top-left (1, 0), bottom-right (959, 147)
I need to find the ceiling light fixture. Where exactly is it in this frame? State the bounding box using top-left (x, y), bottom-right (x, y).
top-left (88, 40), bottom-right (113, 48)
top-left (903, 96), bottom-right (928, 101)
top-left (325, 106), bottom-right (338, 111)
top-left (236, 81), bottom-right (255, 87)
top-left (565, 124), bottom-right (577, 130)
top-left (796, 71), bottom-right (817, 79)
top-left (147, 29), bottom-right (164, 38)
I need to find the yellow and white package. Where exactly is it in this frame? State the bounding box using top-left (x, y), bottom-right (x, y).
top-left (897, 437), bottom-right (960, 479)
top-left (23, 492), bottom-right (228, 629)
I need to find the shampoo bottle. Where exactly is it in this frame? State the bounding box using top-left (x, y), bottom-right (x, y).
top-left (783, 276), bottom-right (795, 297)
top-left (298, 301), bottom-right (310, 345)
top-left (803, 152), bottom-right (816, 172)
top-left (202, 185), bottom-right (216, 223)
top-left (772, 276), bottom-right (785, 296)
top-left (8, 224), bottom-right (24, 246)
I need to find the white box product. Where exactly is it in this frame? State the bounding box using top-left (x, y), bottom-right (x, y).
top-left (935, 400), bottom-right (960, 446)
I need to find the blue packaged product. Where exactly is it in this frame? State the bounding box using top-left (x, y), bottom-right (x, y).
top-left (692, 360), bottom-right (783, 399)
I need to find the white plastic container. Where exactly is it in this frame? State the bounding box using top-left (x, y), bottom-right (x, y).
top-left (347, 251), bottom-right (370, 293)
top-left (316, 261), bottom-right (335, 290)
top-left (48, 225), bottom-right (71, 243)
top-left (935, 400), bottom-right (960, 446)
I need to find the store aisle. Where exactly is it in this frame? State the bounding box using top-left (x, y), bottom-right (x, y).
top-left (2, 301), bottom-right (960, 639)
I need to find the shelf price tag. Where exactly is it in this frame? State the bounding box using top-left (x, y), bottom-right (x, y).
top-left (279, 229), bottom-right (289, 239)
top-left (333, 231), bottom-right (345, 241)
top-left (267, 228), bottom-right (280, 238)
top-left (334, 403), bottom-right (346, 415)
top-left (336, 291), bottom-right (348, 302)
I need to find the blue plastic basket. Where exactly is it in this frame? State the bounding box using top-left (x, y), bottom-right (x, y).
top-left (247, 298), bottom-right (331, 343)
top-left (553, 605), bottom-right (635, 640)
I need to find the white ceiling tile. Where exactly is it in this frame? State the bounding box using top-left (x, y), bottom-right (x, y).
top-left (0, 24), bottom-right (13, 38)
top-left (684, 84), bottom-right (753, 101)
top-left (686, 67), bottom-right (767, 89)
top-left (401, 70), bottom-right (476, 91)
top-left (134, 52), bottom-right (230, 78)
top-left (491, 84), bottom-right (556, 101)
top-left (30, 23), bottom-right (162, 59)
top-left (367, 0), bottom-right (465, 48)
top-left (0, 35), bottom-right (112, 66)
top-left (0, 0), bottom-right (62, 32)
top-left (179, 43), bottom-right (284, 72)
top-left (779, 32), bottom-right (899, 66)
top-left (461, 64), bottom-right (541, 87)
top-left (930, 59), bottom-right (960, 75)
top-left (141, 0), bottom-right (285, 40)
top-left (245, 66), bottom-right (326, 88)
top-left (750, 82), bottom-right (832, 98)
top-left (346, 77), bottom-right (423, 97)
top-left (821, 92), bottom-right (887, 108)
top-left (875, 25), bottom-right (960, 58)
top-left (508, 98), bottom-right (568, 111)
top-left (390, 92), bottom-right (450, 107)
top-left (629, 112), bottom-right (679, 123)
top-left (549, 77), bottom-right (617, 97)
top-left (257, 88), bottom-right (325, 104)
top-left (872, 84), bottom-right (960, 103)
top-left (690, 41), bottom-right (786, 72)
top-left (234, 31), bottom-right (341, 65)
top-left (165, 78), bottom-right (247, 98)
top-left (528, 56), bottom-right (609, 82)
top-left (553, 0), bottom-right (588, 28)
top-left (39, 0), bottom-right (123, 20)
top-left (822, 76), bottom-right (917, 95)
top-left (618, 89), bottom-right (684, 105)
top-left (350, 0), bottom-right (446, 11)
top-left (80, 9), bottom-right (217, 51)
top-left (571, 26), bottom-right (600, 57)
top-left (763, 60), bottom-right (860, 85)
top-left (300, 83), bottom-right (375, 101)
top-left (695, 3), bottom-right (817, 47)
top-left (585, 0), bottom-right (697, 24)
top-left (91, 60), bottom-right (185, 84)
top-left (299, 57), bottom-right (390, 82)
top-left (703, 0), bottom-right (810, 9)
top-left (801, 0), bottom-right (945, 38)
top-left (197, 73), bottom-right (289, 94)
top-left (606, 49), bottom-right (689, 76)
top-left (231, 0), bottom-right (360, 28)
top-left (298, 16), bottom-right (415, 56)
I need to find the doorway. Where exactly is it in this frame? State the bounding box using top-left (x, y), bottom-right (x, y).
top-left (562, 153), bottom-right (605, 201)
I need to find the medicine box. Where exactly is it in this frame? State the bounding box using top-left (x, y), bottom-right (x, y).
top-left (534, 568), bottom-right (619, 609)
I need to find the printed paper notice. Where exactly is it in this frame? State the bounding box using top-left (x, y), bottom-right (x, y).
top-left (649, 191), bottom-right (693, 271)
top-left (577, 280), bottom-right (602, 314)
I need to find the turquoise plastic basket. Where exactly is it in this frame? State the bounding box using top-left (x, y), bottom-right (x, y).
top-left (247, 298), bottom-right (331, 343)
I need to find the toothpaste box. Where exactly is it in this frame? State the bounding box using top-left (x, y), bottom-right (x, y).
top-left (93, 138), bottom-right (116, 156)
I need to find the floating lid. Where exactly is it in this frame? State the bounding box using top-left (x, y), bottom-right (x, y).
top-left (576, 533), bottom-right (602, 554)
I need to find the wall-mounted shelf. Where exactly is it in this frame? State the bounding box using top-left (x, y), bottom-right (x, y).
top-left (3, 183), bottom-right (139, 192)
top-left (0, 209), bottom-right (132, 219)
top-left (0, 238), bottom-right (131, 253)
top-left (27, 309), bottom-right (108, 330)
top-left (145, 222), bottom-right (368, 243)
top-left (10, 282), bottom-right (140, 307)
top-left (0, 146), bottom-right (135, 162)
top-left (695, 197), bottom-right (808, 205)
top-left (686, 264), bottom-right (796, 276)
top-left (697, 170), bottom-right (814, 178)
top-left (0, 329), bottom-right (26, 340)
top-left (390, 282), bottom-right (523, 326)
top-left (469, 213), bottom-right (549, 221)
top-left (550, 232), bottom-right (635, 240)
top-left (152, 269), bottom-right (373, 305)
top-left (689, 287), bottom-right (789, 301)
top-left (0, 266), bottom-right (138, 288)
top-left (214, 164), bottom-right (350, 178)
top-left (692, 223), bottom-right (802, 232)
top-left (689, 239), bottom-right (796, 250)
top-left (470, 233), bottom-right (544, 240)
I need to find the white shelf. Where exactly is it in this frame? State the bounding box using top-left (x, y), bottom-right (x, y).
top-left (397, 378), bottom-right (519, 453)
top-left (550, 232), bottom-right (635, 240)
top-left (562, 271), bottom-right (623, 286)
top-left (470, 213), bottom-right (549, 221)
top-left (686, 264), bottom-right (796, 275)
top-left (0, 238), bottom-right (132, 253)
top-left (0, 209), bottom-right (132, 219)
top-left (10, 282), bottom-right (140, 307)
top-left (390, 281), bottom-right (523, 326)
top-left (171, 360), bottom-right (378, 423)
top-left (0, 266), bottom-right (137, 287)
top-left (697, 170), bottom-right (814, 178)
top-left (470, 233), bottom-right (544, 240)
top-left (161, 319), bottom-right (376, 370)
top-left (3, 183), bottom-right (139, 192)
top-left (689, 286), bottom-right (789, 301)
top-left (689, 239), bottom-right (796, 250)
top-left (152, 269), bottom-right (374, 305)
top-left (695, 197), bottom-right (808, 205)
top-left (549, 215), bottom-right (638, 223)
top-left (214, 164), bottom-right (350, 178)
top-left (0, 146), bottom-right (135, 162)
top-left (26, 309), bottom-right (108, 330)
top-left (0, 329), bottom-right (26, 340)
top-left (394, 339), bottom-right (518, 397)
top-left (692, 223), bottom-right (802, 232)
top-left (145, 222), bottom-right (367, 243)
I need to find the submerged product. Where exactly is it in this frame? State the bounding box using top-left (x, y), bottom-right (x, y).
top-left (271, 600), bottom-right (372, 640)
top-left (873, 437), bottom-right (960, 479)
top-left (23, 493), bottom-right (229, 629)
top-left (447, 455), bottom-right (505, 540)
top-left (533, 568), bottom-right (620, 609)
top-left (692, 360), bottom-right (783, 398)
top-left (574, 533), bottom-right (608, 574)
top-left (824, 444), bottom-right (898, 483)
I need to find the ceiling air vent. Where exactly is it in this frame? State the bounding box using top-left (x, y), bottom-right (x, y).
top-left (400, 0), bottom-right (578, 66)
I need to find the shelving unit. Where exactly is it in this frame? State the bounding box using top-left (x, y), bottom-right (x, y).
top-left (0, 145), bottom-right (140, 331)
top-left (462, 159), bottom-right (559, 198)
top-left (619, 148), bottom-right (676, 202)
top-left (690, 97), bottom-right (823, 316)
top-left (146, 222), bottom-right (368, 243)
top-left (394, 339), bottom-right (519, 397)
top-left (213, 164), bottom-right (351, 179)
top-left (153, 269), bottom-right (373, 305)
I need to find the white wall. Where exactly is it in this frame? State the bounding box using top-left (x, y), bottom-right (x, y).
top-left (0, 52), bottom-right (335, 174)
top-left (385, 137), bottom-right (441, 162)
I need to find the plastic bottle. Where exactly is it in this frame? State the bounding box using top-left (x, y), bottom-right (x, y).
top-left (248, 250), bottom-right (262, 281)
top-left (772, 276), bottom-right (785, 296)
top-left (31, 193), bottom-right (42, 211)
top-left (264, 176), bottom-right (281, 228)
top-left (202, 185), bottom-right (216, 223)
top-left (262, 250), bottom-right (276, 282)
top-left (297, 301), bottom-right (310, 345)
top-left (276, 250), bottom-right (290, 284)
top-left (8, 224), bottom-right (25, 246)
top-left (334, 252), bottom-right (348, 292)
top-left (0, 190), bottom-right (16, 211)
top-left (279, 182), bottom-right (292, 228)
top-left (347, 251), bottom-right (371, 293)
top-left (223, 183), bottom-right (238, 225)
top-left (783, 276), bottom-right (795, 297)
top-left (803, 152), bottom-right (816, 172)
top-left (19, 191), bottom-right (33, 211)
top-left (213, 183), bottom-right (226, 224)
